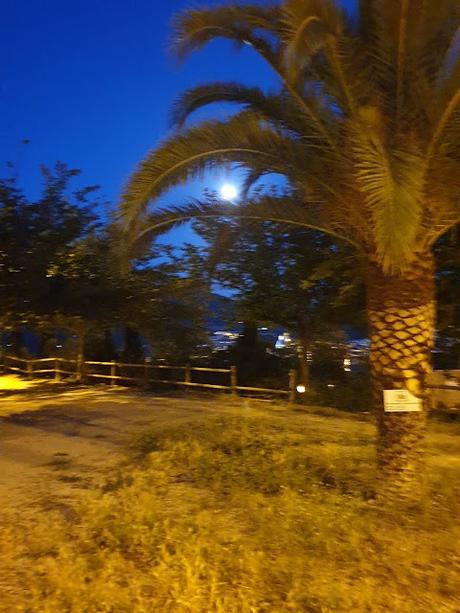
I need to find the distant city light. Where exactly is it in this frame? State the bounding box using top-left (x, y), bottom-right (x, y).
top-left (275, 332), bottom-right (293, 349)
top-left (296, 385), bottom-right (306, 394)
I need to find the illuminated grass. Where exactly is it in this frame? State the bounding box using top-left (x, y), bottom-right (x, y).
top-left (1, 410), bottom-right (459, 612)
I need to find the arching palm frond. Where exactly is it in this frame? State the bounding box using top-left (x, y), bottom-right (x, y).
top-left (170, 2), bottom-right (341, 151)
top-left (121, 111), bottom-right (319, 234)
top-left (132, 194), bottom-right (357, 254)
top-left (170, 81), bottom-right (333, 144)
top-left (281, 0), bottom-right (336, 82)
top-left (281, 0), bottom-right (358, 111)
top-left (171, 3), bottom-right (282, 62)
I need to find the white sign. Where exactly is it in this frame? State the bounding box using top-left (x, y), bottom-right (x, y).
top-left (383, 389), bottom-right (422, 413)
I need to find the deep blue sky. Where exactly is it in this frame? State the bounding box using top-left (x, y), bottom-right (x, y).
top-left (0, 0), bottom-right (354, 245)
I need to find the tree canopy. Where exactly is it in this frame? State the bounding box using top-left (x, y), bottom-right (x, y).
top-left (0, 164), bottom-right (209, 360)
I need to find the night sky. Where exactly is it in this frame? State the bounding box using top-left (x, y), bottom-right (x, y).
top-left (1, 0), bottom-right (355, 245)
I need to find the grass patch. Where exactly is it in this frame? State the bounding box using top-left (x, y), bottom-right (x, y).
top-left (45, 456), bottom-right (73, 470)
top-left (57, 474), bottom-right (84, 484)
top-left (1, 410), bottom-right (459, 612)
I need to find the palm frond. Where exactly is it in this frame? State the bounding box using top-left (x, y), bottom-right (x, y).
top-left (121, 111), bottom-right (316, 233)
top-left (131, 195), bottom-right (357, 257)
top-left (364, 1), bottom-right (458, 119)
top-left (281, 0), bottom-right (362, 114)
top-left (428, 87), bottom-right (460, 160)
top-left (170, 3), bottom-right (342, 153)
top-left (171, 3), bottom-right (281, 62)
top-left (240, 168), bottom-right (272, 198)
top-left (170, 81), bottom-right (326, 140)
top-left (281, 0), bottom-right (341, 71)
top-left (352, 122), bottom-right (425, 272)
top-left (281, 0), bottom-right (332, 83)
top-left (427, 37), bottom-right (460, 158)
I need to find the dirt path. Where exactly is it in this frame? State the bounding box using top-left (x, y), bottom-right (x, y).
top-left (0, 383), bottom-right (240, 512)
top-left (2, 381), bottom-right (458, 516)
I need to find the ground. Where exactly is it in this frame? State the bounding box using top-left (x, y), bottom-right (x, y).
top-left (0, 380), bottom-right (246, 510)
top-left (1, 379), bottom-right (459, 612)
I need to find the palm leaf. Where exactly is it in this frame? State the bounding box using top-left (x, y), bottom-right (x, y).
top-left (121, 112), bottom-right (346, 239)
top-left (170, 2), bottom-right (341, 153)
top-left (171, 4), bottom-right (281, 63)
top-left (131, 195), bottom-right (357, 257)
top-left (352, 122), bottom-right (424, 272)
top-left (281, 0), bottom-right (343, 79)
top-left (121, 111), bottom-right (317, 233)
top-left (428, 48), bottom-right (460, 158)
top-left (170, 81), bottom-right (327, 141)
top-left (240, 168), bottom-right (273, 197)
top-left (281, 0), bottom-right (362, 114)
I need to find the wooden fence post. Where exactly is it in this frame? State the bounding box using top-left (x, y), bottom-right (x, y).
top-left (289, 369), bottom-right (297, 403)
top-left (185, 364), bottom-right (191, 387)
top-left (230, 365), bottom-right (238, 395)
top-left (55, 358), bottom-right (61, 382)
top-left (143, 358), bottom-right (152, 389)
top-left (27, 359), bottom-right (33, 380)
top-left (110, 360), bottom-right (117, 387)
top-left (76, 354), bottom-right (84, 383)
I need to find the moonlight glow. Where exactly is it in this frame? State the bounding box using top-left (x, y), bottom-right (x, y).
top-left (220, 183), bottom-right (238, 200)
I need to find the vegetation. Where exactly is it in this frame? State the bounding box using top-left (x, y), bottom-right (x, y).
top-left (194, 218), bottom-right (365, 387)
top-left (0, 164), bottom-right (209, 361)
top-left (120, 0), bottom-right (460, 497)
top-left (1, 407), bottom-right (459, 612)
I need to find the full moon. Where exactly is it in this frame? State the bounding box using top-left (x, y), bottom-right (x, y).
top-left (220, 183), bottom-right (238, 200)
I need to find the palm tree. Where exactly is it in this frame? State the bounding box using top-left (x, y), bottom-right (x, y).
top-left (120, 0), bottom-right (460, 498)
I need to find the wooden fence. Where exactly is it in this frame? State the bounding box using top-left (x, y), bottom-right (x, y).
top-left (0, 354), bottom-right (296, 400)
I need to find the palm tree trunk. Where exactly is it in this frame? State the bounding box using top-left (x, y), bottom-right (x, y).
top-left (364, 253), bottom-right (435, 500)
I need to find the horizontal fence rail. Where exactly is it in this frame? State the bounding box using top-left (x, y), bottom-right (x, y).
top-left (0, 354), bottom-right (296, 400)
top-left (1, 355), bottom-right (457, 407)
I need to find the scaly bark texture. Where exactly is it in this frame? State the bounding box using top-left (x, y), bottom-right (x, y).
top-left (365, 253), bottom-right (435, 499)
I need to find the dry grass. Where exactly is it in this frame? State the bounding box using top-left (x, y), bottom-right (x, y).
top-left (1, 405), bottom-right (459, 612)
